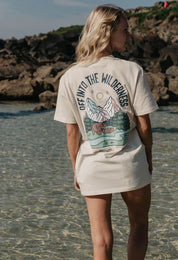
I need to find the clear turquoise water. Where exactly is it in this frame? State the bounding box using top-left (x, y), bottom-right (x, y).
top-left (0, 102), bottom-right (177, 260)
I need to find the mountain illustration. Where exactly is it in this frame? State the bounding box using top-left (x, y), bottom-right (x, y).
top-left (86, 97), bottom-right (120, 122)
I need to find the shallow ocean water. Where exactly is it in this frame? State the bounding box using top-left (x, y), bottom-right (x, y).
top-left (0, 102), bottom-right (177, 260)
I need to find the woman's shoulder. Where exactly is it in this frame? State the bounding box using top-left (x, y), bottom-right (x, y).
top-left (62, 63), bottom-right (79, 78)
top-left (58, 63), bottom-right (81, 86)
top-left (62, 56), bottom-right (144, 80)
top-left (110, 55), bottom-right (142, 72)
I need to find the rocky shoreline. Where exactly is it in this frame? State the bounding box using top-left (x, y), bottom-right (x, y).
top-left (0, 1), bottom-right (177, 110)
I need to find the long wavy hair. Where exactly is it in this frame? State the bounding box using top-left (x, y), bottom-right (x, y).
top-left (76, 4), bottom-right (124, 65)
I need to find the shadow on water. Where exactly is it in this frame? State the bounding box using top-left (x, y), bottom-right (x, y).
top-left (169, 111), bottom-right (178, 115)
top-left (0, 109), bottom-right (53, 119)
top-left (157, 110), bottom-right (178, 115)
top-left (152, 127), bottom-right (178, 133)
top-left (157, 106), bottom-right (178, 115)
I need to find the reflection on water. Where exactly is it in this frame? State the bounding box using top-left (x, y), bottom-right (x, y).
top-left (0, 102), bottom-right (177, 259)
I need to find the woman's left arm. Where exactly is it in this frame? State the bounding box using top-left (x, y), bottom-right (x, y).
top-left (136, 114), bottom-right (153, 174)
top-left (66, 123), bottom-right (80, 190)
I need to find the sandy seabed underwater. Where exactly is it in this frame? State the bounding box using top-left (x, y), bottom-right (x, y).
top-left (0, 102), bottom-right (177, 259)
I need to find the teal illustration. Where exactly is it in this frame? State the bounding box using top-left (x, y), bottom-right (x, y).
top-left (84, 96), bottom-right (130, 149)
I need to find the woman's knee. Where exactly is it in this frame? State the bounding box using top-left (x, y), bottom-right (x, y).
top-left (130, 220), bottom-right (148, 233)
top-left (128, 209), bottom-right (149, 231)
top-left (92, 232), bottom-right (113, 251)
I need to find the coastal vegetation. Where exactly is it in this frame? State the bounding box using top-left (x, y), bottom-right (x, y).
top-left (0, 1), bottom-right (177, 108)
top-left (126, 1), bottom-right (178, 30)
top-left (39, 25), bottom-right (83, 37)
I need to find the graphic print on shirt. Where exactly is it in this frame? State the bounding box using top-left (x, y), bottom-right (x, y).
top-left (84, 96), bottom-right (130, 149)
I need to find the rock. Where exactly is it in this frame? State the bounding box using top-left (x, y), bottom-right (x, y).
top-left (27, 33), bottom-right (77, 62)
top-left (0, 2), bottom-right (177, 106)
top-left (128, 17), bottom-right (139, 30)
top-left (143, 32), bottom-right (167, 59)
top-left (154, 2), bottom-right (164, 7)
top-left (0, 39), bottom-right (5, 49)
top-left (160, 44), bottom-right (178, 65)
top-left (166, 66), bottom-right (178, 77)
top-left (33, 101), bottom-right (56, 111)
top-left (31, 62), bottom-right (69, 93)
top-left (0, 66), bottom-right (20, 80)
top-left (168, 76), bottom-right (178, 97)
top-left (33, 65), bottom-right (53, 79)
top-left (0, 78), bottom-right (34, 100)
top-left (153, 13), bottom-right (178, 43)
top-left (0, 62), bottom-right (33, 81)
top-left (0, 48), bottom-right (11, 57)
top-left (120, 32), bottom-right (167, 68)
top-left (125, 8), bottom-right (135, 14)
top-left (152, 93), bottom-right (160, 103)
top-left (135, 6), bottom-right (150, 13)
top-left (160, 56), bottom-right (174, 73)
top-left (33, 61), bottom-right (68, 79)
top-left (44, 101), bottom-right (56, 109)
top-left (146, 71), bottom-right (178, 103)
top-left (33, 105), bottom-right (47, 112)
top-left (146, 72), bottom-right (170, 105)
top-left (52, 66), bottom-right (71, 92)
top-left (167, 90), bottom-right (178, 102)
top-left (19, 70), bottom-right (32, 80)
top-left (126, 1), bottom-right (178, 44)
top-left (38, 90), bottom-right (57, 103)
top-left (152, 44), bottom-right (178, 73)
top-left (31, 79), bottom-right (54, 96)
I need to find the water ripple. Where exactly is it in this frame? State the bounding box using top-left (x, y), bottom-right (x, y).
top-left (0, 102), bottom-right (177, 259)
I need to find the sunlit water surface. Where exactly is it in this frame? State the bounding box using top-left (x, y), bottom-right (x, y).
top-left (0, 102), bottom-right (177, 260)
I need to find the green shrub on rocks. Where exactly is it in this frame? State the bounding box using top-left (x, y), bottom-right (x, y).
top-left (126, 1), bottom-right (178, 30)
top-left (50, 25), bottom-right (83, 35)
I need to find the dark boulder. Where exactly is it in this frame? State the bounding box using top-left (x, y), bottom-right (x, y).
top-left (39, 90), bottom-right (57, 103)
top-left (146, 72), bottom-right (170, 105)
top-left (33, 101), bottom-right (56, 111)
top-left (166, 65), bottom-right (178, 77)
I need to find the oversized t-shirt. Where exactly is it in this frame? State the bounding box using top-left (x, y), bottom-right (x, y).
top-left (54, 55), bottom-right (158, 196)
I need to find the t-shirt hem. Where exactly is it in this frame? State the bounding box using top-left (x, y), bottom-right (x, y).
top-left (54, 116), bottom-right (77, 124)
top-left (80, 178), bottom-right (152, 196)
top-left (134, 106), bottom-right (158, 116)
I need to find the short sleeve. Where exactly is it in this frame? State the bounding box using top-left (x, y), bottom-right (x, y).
top-left (133, 68), bottom-right (158, 116)
top-left (54, 76), bottom-right (77, 124)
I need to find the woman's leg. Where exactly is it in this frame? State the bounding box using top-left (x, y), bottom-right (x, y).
top-left (85, 194), bottom-right (113, 260)
top-left (121, 184), bottom-right (151, 260)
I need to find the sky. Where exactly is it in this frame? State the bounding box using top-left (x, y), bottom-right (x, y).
top-left (0, 0), bottom-right (158, 40)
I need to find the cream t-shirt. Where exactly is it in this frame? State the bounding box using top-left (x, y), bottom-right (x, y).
top-left (54, 56), bottom-right (158, 195)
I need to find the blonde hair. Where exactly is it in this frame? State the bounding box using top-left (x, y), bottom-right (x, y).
top-left (76, 4), bottom-right (124, 65)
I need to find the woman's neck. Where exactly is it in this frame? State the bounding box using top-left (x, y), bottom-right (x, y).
top-left (97, 47), bottom-right (112, 59)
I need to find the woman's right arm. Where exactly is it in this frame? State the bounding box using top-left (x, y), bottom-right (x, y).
top-left (66, 123), bottom-right (80, 191)
top-left (136, 114), bottom-right (153, 174)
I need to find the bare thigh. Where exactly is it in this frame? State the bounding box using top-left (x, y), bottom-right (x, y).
top-left (121, 184), bottom-right (151, 224)
top-left (85, 194), bottom-right (113, 245)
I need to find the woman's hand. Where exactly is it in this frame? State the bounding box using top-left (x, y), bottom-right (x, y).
top-left (74, 174), bottom-right (80, 191)
top-left (145, 148), bottom-right (152, 174)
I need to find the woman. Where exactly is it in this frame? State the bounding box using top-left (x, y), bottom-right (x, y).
top-left (54, 5), bottom-right (158, 260)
